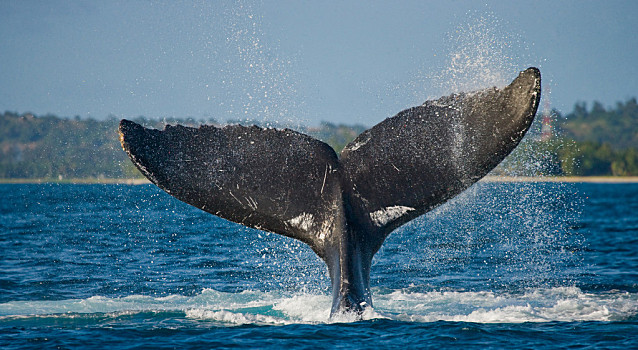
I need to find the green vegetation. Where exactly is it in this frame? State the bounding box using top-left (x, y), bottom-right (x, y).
top-left (1, 98), bottom-right (636, 180)
top-left (1, 113), bottom-right (136, 179)
top-left (561, 99), bottom-right (637, 149)
top-left (0, 112), bottom-right (365, 180)
top-left (556, 98), bottom-right (638, 176)
top-left (306, 122), bottom-right (367, 154)
top-left (512, 98), bottom-right (638, 176)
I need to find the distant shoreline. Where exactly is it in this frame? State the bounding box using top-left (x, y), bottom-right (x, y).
top-left (1, 176), bottom-right (638, 184)
top-left (482, 176), bottom-right (638, 183)
top-left (0, 178), bottom-right (150, 184)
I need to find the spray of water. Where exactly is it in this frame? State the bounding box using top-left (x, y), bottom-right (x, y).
top-left (106, 9), bottom-right (589, 323)
top-left (373, 11), bottom-right (584, 297)
top-left (432, 13), bottom-right (516, 95)
top-left (216, 1), bottom-right (305, 128)
top-left (210, 9), bottom-right (586, 308)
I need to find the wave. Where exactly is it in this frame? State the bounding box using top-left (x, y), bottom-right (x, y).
top-left (1, 287), bottom-right (636, 326)
top-left (375, 287), bottom-right (638, 323)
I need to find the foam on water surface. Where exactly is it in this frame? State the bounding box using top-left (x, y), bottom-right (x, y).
top-left (1, 287), bottom-right (636, 326)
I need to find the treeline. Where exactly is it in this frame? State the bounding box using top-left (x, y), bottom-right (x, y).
top-left (0, 112), bottom-right (366, 179)
top-left (1, 113), bottom-right (136, 179)
top-left (0, 98), bottom-right (636, 179)
top-left (497, 98), bottom-right (638, 176)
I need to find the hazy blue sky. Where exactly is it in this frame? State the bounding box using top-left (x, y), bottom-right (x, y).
top-left (1, 0), bottom-right (637, 125)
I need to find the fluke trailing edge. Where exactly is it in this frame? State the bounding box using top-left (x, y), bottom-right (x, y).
top-left (119, 67), bottom-right (541, 316)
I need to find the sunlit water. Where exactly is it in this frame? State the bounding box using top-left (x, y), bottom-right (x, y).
top-left (1, 182), bottom-right (637, 348)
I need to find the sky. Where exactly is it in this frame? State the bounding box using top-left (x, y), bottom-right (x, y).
top-left (1, 0), bottom-right (637, 126)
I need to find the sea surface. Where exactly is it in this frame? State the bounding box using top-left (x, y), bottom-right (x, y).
top-left (1, 182), bottom-right (636, 349)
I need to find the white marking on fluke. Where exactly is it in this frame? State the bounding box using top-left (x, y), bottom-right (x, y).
top-left (369, 206), bottom-right (415, 227)
top-left (287, 213), bottom-right (314, 231)
top-left (317, 218), bottom-right (333, 241)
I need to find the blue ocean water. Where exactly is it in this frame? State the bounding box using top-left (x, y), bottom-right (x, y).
top-left (1, 182), bottom-right (636, 349)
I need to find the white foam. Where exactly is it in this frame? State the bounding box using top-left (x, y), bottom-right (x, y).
top-left (376, 287), bottom-right (638, 323)
top-left (272, 294), bottom-right (332, 323)
top-left (186, 309), bottom-right (288, 325)
top-left (1, 287), bottom-right (635, 325)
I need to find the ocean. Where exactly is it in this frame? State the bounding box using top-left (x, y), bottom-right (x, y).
top-left (1, 182), bottom-right (636, 349)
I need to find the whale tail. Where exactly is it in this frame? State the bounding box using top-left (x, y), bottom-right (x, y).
top-left (119, 67), bottom-right (541, 316)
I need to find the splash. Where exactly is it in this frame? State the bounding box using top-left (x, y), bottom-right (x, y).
top-left (376, 13), bottom-right (584, 292)
top-left (216, 1), bottom-right (304, 127)
top-left (432, 12), bottom-right (521, 96)
top-left (1, 287), bottom-right (635, 326)
top-left (377, 287), bottom-right (637, 323)
top-left (376, 181), bottom-right (583, 294)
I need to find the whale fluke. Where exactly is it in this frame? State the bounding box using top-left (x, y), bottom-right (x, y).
top-left (118, 121), bottom-right (343, 258)
top-left (119, 67), bottom-right (541, 316)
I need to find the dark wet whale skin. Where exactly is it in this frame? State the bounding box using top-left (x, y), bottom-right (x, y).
top-left (119, 68), bottom-right (541, 316)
